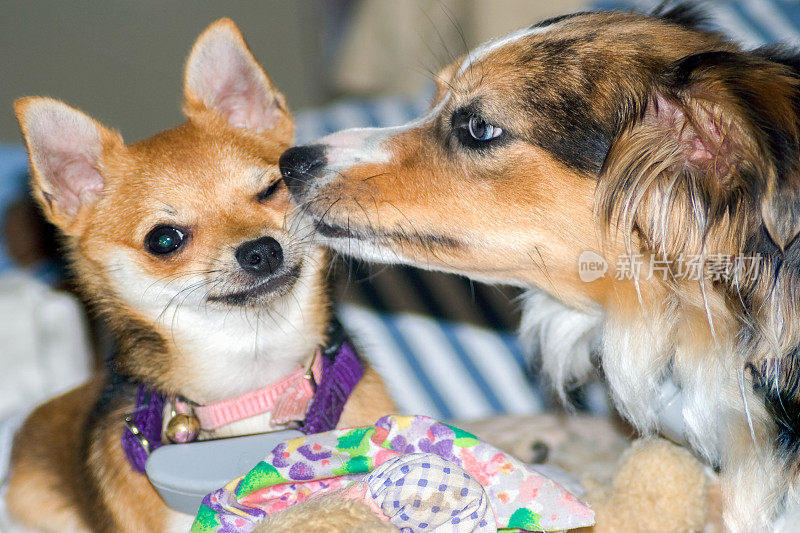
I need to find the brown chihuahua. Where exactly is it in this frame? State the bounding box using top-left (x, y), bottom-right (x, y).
top-left (7, 19), bottom-right (393, 532)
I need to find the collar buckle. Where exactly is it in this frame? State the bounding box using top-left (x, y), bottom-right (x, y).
top-left (303, 348), bottom-right (321, 392)
top-left (124, 415), bottom-right (152, 455)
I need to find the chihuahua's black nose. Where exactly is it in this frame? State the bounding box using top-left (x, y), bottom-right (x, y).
top-left (235, 236), bottom-right (283, 276)
top-left (279, 144), bottom-right (326, 197)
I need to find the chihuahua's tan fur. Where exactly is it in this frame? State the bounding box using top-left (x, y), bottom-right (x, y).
top-left (7, 19), bottom-right (393, 532)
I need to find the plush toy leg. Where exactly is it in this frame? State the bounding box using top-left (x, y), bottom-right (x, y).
top-left (581, 438), bottom-right (714, 533)
top-left (251, 491), bottom-right (397, 533)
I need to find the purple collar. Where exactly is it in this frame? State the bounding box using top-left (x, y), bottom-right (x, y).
top-left (122, 323), bottom-right (364, 473)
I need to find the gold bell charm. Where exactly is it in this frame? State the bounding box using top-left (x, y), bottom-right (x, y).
top-left (165, 413), bottom-right (200, 443)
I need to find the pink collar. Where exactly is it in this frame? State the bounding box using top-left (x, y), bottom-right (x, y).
top-left (168, 350), bottom-right (324, 437)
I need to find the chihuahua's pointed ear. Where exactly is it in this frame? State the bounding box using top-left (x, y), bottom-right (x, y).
top-left (184, 18), bottom-right (292, 140)
top-left (15, 97), bottom-right (122, 235)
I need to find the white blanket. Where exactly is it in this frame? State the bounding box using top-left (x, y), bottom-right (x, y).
top-left (0, 271), bottom-right (92, 420)
top-left (0, 411), bottom-right (27, 532)
top-left (0, 271), bottom-right (91, 532)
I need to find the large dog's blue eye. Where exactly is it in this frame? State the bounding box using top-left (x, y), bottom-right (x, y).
top-left (146, 225), bottom-right (186, 255)
top-left (468, 115), bottom-right (502, 141)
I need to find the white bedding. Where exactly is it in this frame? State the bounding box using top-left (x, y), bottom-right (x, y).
top-left (0, 271), bottom-right (92, 532)
top-left (0, 411), bottom-right (28, 532)
top-left (0, 272), bottom-right (92, 420)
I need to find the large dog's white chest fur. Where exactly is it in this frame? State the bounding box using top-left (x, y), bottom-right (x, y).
top-left (519, 289), bottom-right (787, 530)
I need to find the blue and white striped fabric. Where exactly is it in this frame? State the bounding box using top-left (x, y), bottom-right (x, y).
top-left (593, 0), bottom-right (800, 48)
top-left (339, 305), bottom-right (546, 420)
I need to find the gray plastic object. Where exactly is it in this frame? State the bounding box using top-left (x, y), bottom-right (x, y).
top-left (145, 429), bottom-right (303, 514)
top-left (656, 379), bottom-right (686, 446)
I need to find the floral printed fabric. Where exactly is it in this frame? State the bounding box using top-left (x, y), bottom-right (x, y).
top-left (191, 415), bottom-right (594, 532)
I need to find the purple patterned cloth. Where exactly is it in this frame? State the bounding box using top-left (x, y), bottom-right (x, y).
top-left (301, 341), bottom-right (364, 435)
top-left (121, 385), bottom-right (166, 473)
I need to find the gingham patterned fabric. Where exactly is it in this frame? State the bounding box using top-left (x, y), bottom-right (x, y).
top-left (364, 454), bottom-right (494, 532)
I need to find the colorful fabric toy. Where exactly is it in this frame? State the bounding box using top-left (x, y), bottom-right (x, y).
top-left (192, 415), bottom-right (594, 532)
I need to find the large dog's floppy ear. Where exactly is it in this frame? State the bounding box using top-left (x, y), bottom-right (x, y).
top-left (15, 97), bottom-right (123, 236)
top-left (183, 18), bottom-right (292, 142)
top-left (600, 51), bottom-right (800, 253)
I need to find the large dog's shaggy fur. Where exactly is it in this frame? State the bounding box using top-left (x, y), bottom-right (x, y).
top-left (280, 4), bottom-right (800, 529)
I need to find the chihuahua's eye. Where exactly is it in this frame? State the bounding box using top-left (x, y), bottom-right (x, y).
top-left (467, 115), bottom-right (502, 141)
top-left (145, 225), bottom-right (186, 255)
top-left (256, 180), bottom-right (282, 202)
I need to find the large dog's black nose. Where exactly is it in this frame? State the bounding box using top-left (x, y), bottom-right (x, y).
top-left (279, 145), bottom-right (326, 196)
top-left (235, 236), bottom-right (283, 276)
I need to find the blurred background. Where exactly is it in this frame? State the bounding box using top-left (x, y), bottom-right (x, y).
top-left (0, 0), bottom-right (585, 143)
top-left (2, 0), bottom-right (799, 424)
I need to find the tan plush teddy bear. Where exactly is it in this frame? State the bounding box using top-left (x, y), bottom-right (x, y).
top-left (579, 438), bottom-right (720, 533)
top-left (254, 494), bottom-right (394, 533)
